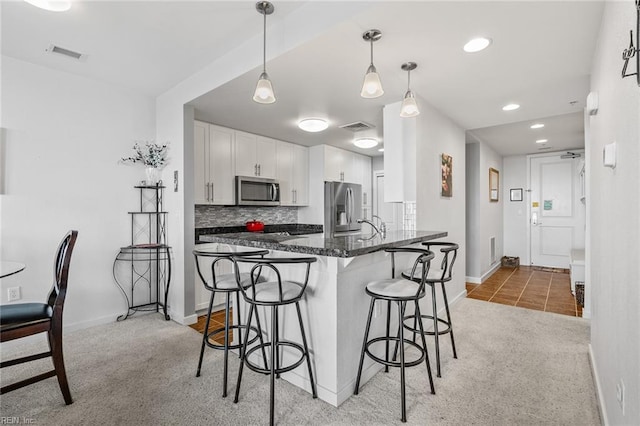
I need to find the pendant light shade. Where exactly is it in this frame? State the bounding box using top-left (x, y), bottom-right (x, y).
top-left (400, 62), bottom-right (420, 117)
top-left (360, 30), bottom-right (384, 98)
top-left (253, 2), bottom-right (275, 104)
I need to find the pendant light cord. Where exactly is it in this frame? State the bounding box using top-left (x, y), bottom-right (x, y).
top-left (262, 9), bottom-right (267, 73)
top-left (370, 39), bottom-right (374, 66)
top-left (407, 69), bottom-right (411, 91)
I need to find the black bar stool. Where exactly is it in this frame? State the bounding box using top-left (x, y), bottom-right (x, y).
top-left (354, 247), bottom-right (436, 423)
top-left (232, 256), bottom-right (317, 426)
top-left (193, 248), bottom-right (269, 397)
top-left (401, 242), bottom-right (459, 378)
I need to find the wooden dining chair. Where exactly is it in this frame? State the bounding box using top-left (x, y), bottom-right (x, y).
top-left (0, 230), bottom-right (78, 405)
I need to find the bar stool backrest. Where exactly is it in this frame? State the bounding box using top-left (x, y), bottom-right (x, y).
top-left (387, 247), bottom-right (435, 298)
top-left (421, 242), bottom-right (458, 283)
top-left (193, 249), bottom-right (269, 291)
top-left (233, 257), bottom-right (317, 304)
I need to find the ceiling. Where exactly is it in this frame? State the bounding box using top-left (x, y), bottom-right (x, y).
top-left (1, 1), bottom-right (604, 157)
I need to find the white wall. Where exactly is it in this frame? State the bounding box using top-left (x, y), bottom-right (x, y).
top-left (465, 143), bottom-right (480, 279)
top-left (0, 56), bottom-right (156, 330)
top-left (502, 155), bottom-right (528, 263)
top-left (588, 1), bottom-right (640, 424)
top-left (414, 96), bottom-right (467, 304)
top-left (465, 138), bottom-right (503, 282)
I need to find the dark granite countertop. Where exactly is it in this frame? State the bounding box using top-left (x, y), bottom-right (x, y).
top-left (198, 230), bottom-right (448, 258)
top-left (195, 224), bottom-right (322, 242)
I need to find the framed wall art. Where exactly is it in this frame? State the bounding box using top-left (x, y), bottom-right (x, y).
top-left (441, 153), bottom-right (452, 197)
top-left (489, 167), bottom-right (499, 202)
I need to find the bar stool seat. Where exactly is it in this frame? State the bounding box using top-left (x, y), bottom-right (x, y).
top-left (354, 247), bottom-right (436, 423)
top-left (193, 248), bottom-right (269, 398)
top-left (401, 242), bottom-right (459, 378)
top-left (245, 280), bottom-right (304, 303)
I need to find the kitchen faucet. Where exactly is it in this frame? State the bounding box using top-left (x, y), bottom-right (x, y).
top-left (357, 215), bottom-right (386, 238)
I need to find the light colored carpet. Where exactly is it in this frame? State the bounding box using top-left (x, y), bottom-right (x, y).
top-left (0, 298), bottom-right (600, 425)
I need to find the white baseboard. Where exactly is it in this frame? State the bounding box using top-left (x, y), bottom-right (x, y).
top-left (482, 262), bottom-right (502, 282)
top-left (466, 276), bottom-right (481, 284)
top-left (588, 343), bottom-right (608, 425)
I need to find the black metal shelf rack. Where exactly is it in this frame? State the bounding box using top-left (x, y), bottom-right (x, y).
top-left (113, 184), bottom-right (171, 321)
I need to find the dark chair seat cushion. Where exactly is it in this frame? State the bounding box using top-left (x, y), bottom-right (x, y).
top-left (0, 303), bottom-right (53, 328)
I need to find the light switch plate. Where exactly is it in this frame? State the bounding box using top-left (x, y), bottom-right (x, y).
top-left (603, 142), bottom-right (616, 168)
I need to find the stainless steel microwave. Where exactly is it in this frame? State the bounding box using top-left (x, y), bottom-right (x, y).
top-left (235, 176), bottom-right (280, 206)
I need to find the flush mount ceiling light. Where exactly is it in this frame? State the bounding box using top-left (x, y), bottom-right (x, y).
top-left (530, 123), bottom-right (545, 129)
top-left (502, 103), bottom-right (520, 111)
top-left (463, 37), bottom-right (492, 53)
top-left (360, 29), bottom-right (384, 98)
top-left (378, 148), bottom-right (385, 152)
top-left (298, 118), bottom-right (328, 132)
top-left (536, 139), bottom-right (548, 144)
top-left (400, 62), bottom-right (420, 118)
top-left (354, 138), bottom-right (378, 149)
top-left (24, 0), bottom-right (71, 11)
top-left (253, 1), bottom-right (276, 104)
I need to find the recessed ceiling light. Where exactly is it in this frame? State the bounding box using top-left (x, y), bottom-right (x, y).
top-left (354, 138), bottom-right (378, 149)
top-left (502, 103), bottom-right (520, 111)
top-left (24, 0), bottom-right (71, 12)
top-left (530, 123), bottom-right (545, 129)
top-left (298, 118), bottom-right (328, 132)
top-left (378, 148), bottom-right (384, 152)
top-left (463, 37), bottom-right (492, 53)
top-left (536, 139), bottom-right (548, 144)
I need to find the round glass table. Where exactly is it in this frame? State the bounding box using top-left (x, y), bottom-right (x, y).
top-left (0, 261), bottom-right (26, 278)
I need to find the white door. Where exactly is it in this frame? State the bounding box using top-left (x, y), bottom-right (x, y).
top-left (373, 171), bottom-right (402, 232)
top-left (529, 153), bottom-right (585, 268)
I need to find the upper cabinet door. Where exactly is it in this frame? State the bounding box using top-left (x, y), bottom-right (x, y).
top-left (256, 136), bottom-right (277, 179)
top-left (324, 145), bottom-right (347, 182)
top-left (235, 131), bottom-right (258, 177)
top-left (209, 125), bottom-right (235, 205)
top-left (194, 121), bottom-right (210, 204)
top-left (292, 144), bottom-right (309, 205)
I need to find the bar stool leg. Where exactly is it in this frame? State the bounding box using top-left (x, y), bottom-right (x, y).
top-left (253, 305), bottom-right (269, 370)
top-left (234, 303), bottom-right (255, 403)
top-left (431, 284), bottom-right (441, 378)
top-left (222, 292), bottom-right (232, 397)
top-left (398, 301), bottom-right (407, 423)
top-left (354, 297), bottom-right (376, 395)
top-left (414, 301), bottom-right (435, 394)
top-left (196, 290), bottom-right (216, 377)
top-left (295, 301), bottom-right (317, 398)
top-left (269, 305), bottom-right (277, 426)
top-left (441, 282), bottom-right (457, 359)
top-left (235, 291), bottom-right (243, 358)
top-left (275, 306), bottom-right (281, 379)
top-left (384, 300), bottom-right (391, 373)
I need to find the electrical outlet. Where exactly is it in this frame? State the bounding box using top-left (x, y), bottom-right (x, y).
top-left (616, 379), bottom-right (625, 415)
top-left (7, 286), bottom-right (21, 301)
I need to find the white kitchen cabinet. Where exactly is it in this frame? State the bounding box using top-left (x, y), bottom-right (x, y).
top-left (194, 121), bottom-right (235, 205)
top-left (324, 145), bottom-right (349, 182)
top-left (235, 131), bottom-right (277, 179)
top-left (359, 155), bottom-right (372, 219)
top-left (276, 140), bottom-right (309, 206)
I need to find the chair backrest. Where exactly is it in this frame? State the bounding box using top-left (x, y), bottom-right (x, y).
top-left (193, 249), bottom-right (269, 291)
top-left (47, 230), bottom-right (78, 315)
top-left (233, 257), bottom-right (317, 304)
top-left (422, 242), bottom-right (458, 283)
top-left (386, 247), bottom-right (435, 297)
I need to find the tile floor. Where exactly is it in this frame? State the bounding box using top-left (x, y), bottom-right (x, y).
top-left (189, 308), bottom-right (233, 344)
top-left (466, 266), bottom-right (582, 317)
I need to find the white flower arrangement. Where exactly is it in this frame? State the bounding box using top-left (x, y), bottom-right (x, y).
top-left (121, 141), bottom-right (169, 168)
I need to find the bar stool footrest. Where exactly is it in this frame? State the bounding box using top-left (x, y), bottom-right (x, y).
top-left (365, 336), bottom-right (425, 368)
top-left (205, 324), bottom-right (261, 351)
top-left (244, 340), bottom-right (306, 375)
top-left (403, 314), bottom-right (452, 336)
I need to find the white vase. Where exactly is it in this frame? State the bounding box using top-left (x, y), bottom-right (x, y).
top-left (145, 167), bottom-right (160, 184)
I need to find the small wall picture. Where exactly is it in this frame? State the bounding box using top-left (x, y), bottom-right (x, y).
top-left (510, 188), bottom-right (523, 202)
top-left (441, 153), bottom-right (453, 197)
top-left (489, 167), bottom-right (499, 202)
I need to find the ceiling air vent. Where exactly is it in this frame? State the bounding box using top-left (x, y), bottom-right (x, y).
top-left (339, 121), bottom-right (375, 132)
top-left (46, 44), bottom-right (86, 61)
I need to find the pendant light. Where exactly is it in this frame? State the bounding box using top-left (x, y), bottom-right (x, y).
top-left (253, 1), bottom-right (276, 104)
top-left (400, 62), bottom-right (420, 117)
top-left (360, 29), bottom-right (384, 98)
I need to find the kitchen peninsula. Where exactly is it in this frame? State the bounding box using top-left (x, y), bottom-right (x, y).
top-left (198, 229), bottom-right (447, 406)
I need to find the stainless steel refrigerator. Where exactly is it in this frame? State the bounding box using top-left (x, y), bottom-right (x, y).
top-left (324, 181), bottom-right (362, 236)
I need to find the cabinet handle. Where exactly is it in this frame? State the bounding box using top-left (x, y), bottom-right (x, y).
top-left (258, 164), bottom-right (261, 176)
top-left (363, 192), bottom-right (367, 205)
top-left (254, 164), bottom-right (258, 176)
top-left (205, 182), bottom-right (209, 202)
top-left (210, 182), bottom-right (214, 202)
